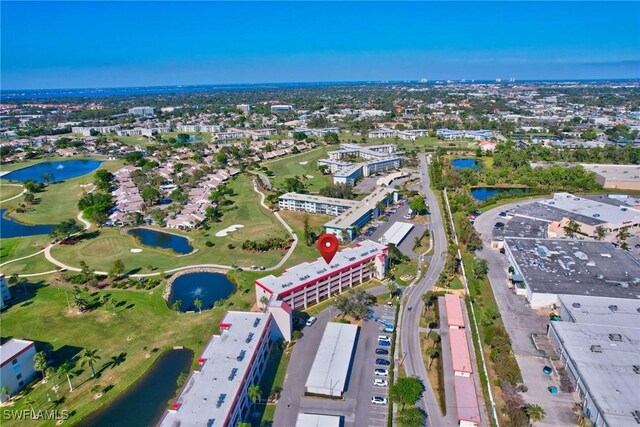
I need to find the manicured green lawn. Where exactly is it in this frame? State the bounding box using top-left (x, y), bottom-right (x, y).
top-left (0, 184), bottom-right (24, 200)
top-left (50, 174), bottom-right (290, 273)
top-left (1, 159), bottom-right (124, 225)
top-left (1, 253), bottom-right (52, 276)
top-left (0, 277), bottom-right (235, 426)
top-left (261, 146), bottom-right (333, 192)
top-left (0, 235), bottom-right (51, 271)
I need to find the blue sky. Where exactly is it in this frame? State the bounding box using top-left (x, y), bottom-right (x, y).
top-left (2, 1), bottom-right (639, 89)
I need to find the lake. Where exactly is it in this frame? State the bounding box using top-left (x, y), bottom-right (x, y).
top-left (451, 158), bottom-right (481, 170)
top-left (1, 160), bottom-right (102, 183)
top-left (168, 272), bottom-right (235, 312)
top-left (0, 208), bottom-right (55, 238)
top-left (75, 349), bottom-right (193, 427)
top-left (472, 187), bottom-right (526, 201)
top-left (128, 228), bottom-right (193, 255)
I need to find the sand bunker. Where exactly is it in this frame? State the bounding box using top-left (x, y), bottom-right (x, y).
top-left (215, 224), bottom-right (244, 237)
top-left (130, 248), bottom-right (143, 253)
top-left (299, 161), bottom-right (308, 165)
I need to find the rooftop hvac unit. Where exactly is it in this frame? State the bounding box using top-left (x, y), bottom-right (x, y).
top-left (590, 345), bottom-right (603, 353)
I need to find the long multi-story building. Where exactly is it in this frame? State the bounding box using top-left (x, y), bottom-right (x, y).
top-left (323, 187), bottom-right (398, 241)
top-left (278, 193), bottom-right (358, 216)
top-left (0, 339), bottom-right (36, 402)
top-left (159, 304), bottom-right (291, 427)
top-left (320, 143), bottom-right (401, 185)
top-left (128, 106), bottom-right (155, 116)
top-left (437, 129), bottom-right (493, 140)
top-left (255, 240), bottom-right (388, 310)
top-left (271, 104), bottom-right (293, 113)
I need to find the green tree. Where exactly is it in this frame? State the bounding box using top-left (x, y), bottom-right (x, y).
top-left (141, 187), bottom-right (160, 204)
top-left (1, 385), bottom-right (9, 401)
top-left (194, 298), bottom-right (203, 314)
top-left (595, 225), bottom-right (607, 240)
top-left (58, 360), bottom-right (75, 392)
top-left (79, 348), bottom-right (101, 378)
top-left (525, 404), bottom-right (546, 425)
top-left (172, 299), bottom-right (182, 314)
top-left (426, 347), bottom-right (439, 370)
top-left (50, 218), bottom-right (82, 241)
top-left (41, 172), bottom-right (54, 184)
top-left (617, 226), bottom-right (630, 242)
top-left (409, 196), bottom-right (427, 215)
top-left (282, 177), bottom-right (305, 193)
top-left (109, 259), bottom-right (125, 280)
top-left (389, 376), bottom-right (425, 409)
top-left (396, 406), bottom-right (427, 427)
top-left (23, 191), bottom-right (35, 205)
top-left (421, 291), bottom-right (438, 312)
top-left (473, 258), bottom-right (489, 280)
top-left (562, 219), bottom-right (581, 238)
top-left (247, 384), bottom-right (262, 416)
top-left (293, 131), bottom-right (307, 141)
top-left (303, 214), bottom-right (312, 246)
top-left (323, 132), bottom-right (339, 144)
top-left (33, 351), bottom-right (49, 379)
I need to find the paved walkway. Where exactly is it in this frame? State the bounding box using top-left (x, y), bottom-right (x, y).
top-left (0, 183), bottom-right (26, 203)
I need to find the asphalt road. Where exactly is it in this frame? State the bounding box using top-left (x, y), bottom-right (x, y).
top-left (398, 153), bottom-right (455, 426)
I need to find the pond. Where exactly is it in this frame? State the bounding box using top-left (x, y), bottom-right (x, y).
top-left (451, 158), bottom-right (481, 170)
top-left (1, 160), bottom-right (103, 183)
top-left (168, 272), bottom-right (236, 312)
top-left (178, 136), bottom-right (202, 143)
top-left (128, 228), bottom-right (194, 255)
top-left (471, 187), bottom-right (526, 202)
top-left (75, 349), bottom-right (193, 427)
top-left (0, 208), bottom-right (55, 238)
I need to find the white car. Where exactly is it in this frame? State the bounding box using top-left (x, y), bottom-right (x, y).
top-left (378, 335), bottom-right (390, 341)
top-left (374, 379), bottom-right (388, 387)
top-left (371, 396), bottom-right (388, 405)
top-left (306, 316), bottom-right (317, 327)
top-left (375, 368), bottom-right (389, 376)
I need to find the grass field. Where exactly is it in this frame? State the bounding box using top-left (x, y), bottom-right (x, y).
top-left (0, 277), bottom-right (237, 426)
top-left (50, 174), bottom-right (290, 273)
top-left (1, 159), bottom-right (124, 225)
top-left (0, 184), bottom-right (24, 201)
top-left (261, 146), bottom-right (333, 192)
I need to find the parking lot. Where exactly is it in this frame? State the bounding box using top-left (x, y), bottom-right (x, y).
top-left (274, 303), bottom-right (397, 427)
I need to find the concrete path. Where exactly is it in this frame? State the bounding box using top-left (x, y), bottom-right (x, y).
top-left (0, 183), bottom-right (26, 203)
top-left (0, 248), bottom-right (46, 268)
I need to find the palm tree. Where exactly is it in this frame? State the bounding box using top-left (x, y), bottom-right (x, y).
top-left (172, 300), bottom-right (182, 314)
top-left (24, 396), bottom-right (35, 410)
top-left (525, 404), bottom-right (546, 425)
top-left (1, 385), bottom-right (10, 402)
top-left (386, 281), bottom-right (397, 297)
top-left (563, 219), bottom-right (581, 238)
top-left (79, 348), bottom-right (101, 378)
top-left (595, 226), bottom-right (607, 241)
top-left (421, 291), bottom-right (437, 313)
top-left (247, 384), bottom-right (262, 416)
top-left (259, 295), bottom-right (269, 311)
top-left (58, 361), bottom-right (75, 392)
top-left (426, 348), bottom-right (439, 370)
top-left (194, 298), bottom-right (203, 314)
top-left (33, 351), bottom-right (49, 379)
top-left (617, 226), bottom-right (630, 242)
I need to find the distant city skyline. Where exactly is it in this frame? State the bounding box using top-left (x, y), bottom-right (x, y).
top-left (2, 1), bottom-right (639, 90)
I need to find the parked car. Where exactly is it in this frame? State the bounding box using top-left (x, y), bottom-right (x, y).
top-left (375, 348), bottom-right (389, 355)
top-left (378, 335), bottom-right (390, 341)
top-left (378, 340), bottom-right (391, 347)
top-left (376, 358), bottom-right (390, 366)
top-left (499, 211), bottom-right (507, 217)
top-left (374, 379), bottom-right (389, 387)
top-left (374, 368), bottom-right (389, 376)
top-left (306, 316), bottom-right (317, 327)
top-left (371, 396), bottom-right (388, 405)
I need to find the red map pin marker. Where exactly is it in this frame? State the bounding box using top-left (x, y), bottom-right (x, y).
top-left (317, 233), bottom-right (339, 264)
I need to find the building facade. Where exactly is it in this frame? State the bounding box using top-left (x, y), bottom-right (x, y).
top-left (255, 240), bottom-right (388, 310)
top-left (0, 339), bottom-right (37, 401)
top-left (278, 193), bottom-right (358, 216)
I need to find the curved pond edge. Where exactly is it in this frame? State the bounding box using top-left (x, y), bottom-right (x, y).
top-left (74, 348), bottom-right (194, 427)
top-left (125, 227), bottom-right (198, 257)
top-left (162, 267), bottom-right (232, 303)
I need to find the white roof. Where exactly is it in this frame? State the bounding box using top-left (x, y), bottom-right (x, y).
top-left (159, 311), bottom-right (270, 427)
top-left (541, 192), bottom-right (640, 227)
top-left (0, 339), bottom-right (34, 366)
top-left (279, 192), bottom-right (358, 208)
top-left (380, 221), bottom-right (414, 245)
top-left (296, 413), bottom-right (342, 427)
top-left (581, 163), bottom-right (640, 183)
top-left (256, 240), bottom-right (386, 296)
top-left (305, 323), bottom-right (359, 395)
top-left (558, 295), bottom-right (640, 328)
top-left (324, 188), bottom-right (396, 230)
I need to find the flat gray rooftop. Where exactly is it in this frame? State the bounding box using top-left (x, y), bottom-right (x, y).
top-left (505, 238), bottom-right (640, 299)
top-left (324, 188), bottom-right (395, 230)
top-left (160, 311), bottom-right (270, 427)
top-left (492, 217), bottom-right (548, 241)
top-left (305, 322), bottom-right (359, 396)
top-left (279, 192), bottom-right (358, 207)
top-left (0, 339), bottom-right (34, 365)
top-left (581, 163), bottom-right (640, 182)
top-left (296, 413), bottom-right (342, 427)
top-left (550, 321), bottom-right (640, 427)
top-left (558, 295), bottom-right (640, 327)
top-left (539, 193), bottom-right (640, 227)
top-left (582, 194), bottom-right (640, 208)
top-left (510, 202), bottom-right (604, 226)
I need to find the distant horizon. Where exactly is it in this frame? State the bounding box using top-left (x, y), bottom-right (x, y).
top-left (2, 1), bottom-right (638, 90)
top-left (3, 77), bottom-right (640, 94)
